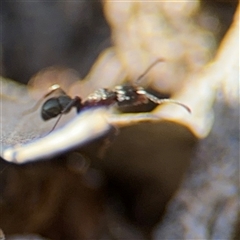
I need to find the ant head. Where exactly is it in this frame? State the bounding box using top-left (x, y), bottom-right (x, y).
top-left (133, 59), bottom-right (191, 113)
top-left (142, 91), bottom-right (191, 113)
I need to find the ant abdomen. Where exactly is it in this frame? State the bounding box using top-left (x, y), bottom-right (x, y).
top-left (41, 95), bottom-right (73, 120)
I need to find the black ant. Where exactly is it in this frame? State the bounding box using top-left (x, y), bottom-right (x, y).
top-left (32, 59), bottom-right (191, 131)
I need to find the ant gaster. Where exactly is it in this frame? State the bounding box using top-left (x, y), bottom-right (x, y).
top-left (38, 59), bottom-right (191, 131)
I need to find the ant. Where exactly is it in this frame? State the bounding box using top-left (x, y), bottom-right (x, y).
top-left (32, 59), bottom-right (191, 131)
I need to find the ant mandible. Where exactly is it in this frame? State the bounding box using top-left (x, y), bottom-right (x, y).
top-left (39, 59), bottom-right (191, 131)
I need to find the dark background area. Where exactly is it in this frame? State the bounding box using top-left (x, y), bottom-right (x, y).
top-left (1, 1), bottom-right (111, 84)
top-left (1, 1), bottom-right (237, 84)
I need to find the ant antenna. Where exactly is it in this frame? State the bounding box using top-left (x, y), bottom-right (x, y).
top-left (144, 92), bottom-right (191, 113)
top-left (134, 59), bottom-right (191, 113)
top-left (135, 58), bottom-right (165, 84)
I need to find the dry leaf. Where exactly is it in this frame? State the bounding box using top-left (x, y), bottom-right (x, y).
top-left (1, 1), bottom-right (239, 239)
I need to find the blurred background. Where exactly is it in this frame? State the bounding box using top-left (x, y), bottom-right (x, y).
top-left (1, 1), bottom-right (110, 84)
top-left (0, 1), bottom-right (239, 239)
top-left (1, 1), bottom-right (237, 85)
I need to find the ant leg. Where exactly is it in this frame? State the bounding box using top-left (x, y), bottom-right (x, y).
top-left (49, 96), bottom-right (82, 133)
top-left (144, 92), bottom-right (191, 113)
top-left (22, 84), bottom-right (66, 115)
top-left (61, 96), bottom-right (82, 114)
top-left (22, 97), bottom-right (47, 115)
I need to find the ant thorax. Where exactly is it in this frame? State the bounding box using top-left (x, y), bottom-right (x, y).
top-left (84, 88), bottom-right (116, 107)
top-left (113, 85), bottom-right (149, 107)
